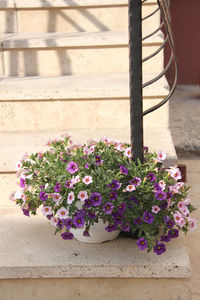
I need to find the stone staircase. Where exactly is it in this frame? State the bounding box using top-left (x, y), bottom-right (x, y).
top-left (0, 1), bottom-right (190, 299)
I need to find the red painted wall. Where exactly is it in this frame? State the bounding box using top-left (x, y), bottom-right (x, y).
top-left (166, 0), bottom-right (200, 85)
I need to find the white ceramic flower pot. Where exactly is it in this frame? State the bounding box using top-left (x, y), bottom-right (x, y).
top-left (71, 219), bottom-right (120, 243)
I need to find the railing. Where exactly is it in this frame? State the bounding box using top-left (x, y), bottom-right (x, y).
top-left (129, 0), bottom-right (177, 163)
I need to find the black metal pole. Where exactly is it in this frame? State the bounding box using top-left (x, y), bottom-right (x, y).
top-left (129, 0), bottom-right (144, 163)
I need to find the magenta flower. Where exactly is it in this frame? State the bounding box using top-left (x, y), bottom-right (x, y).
top-left (129, 177), bottom-right (141, 187)
top-left (119, 165), bottom-right (128, 175)
top-left (65, 180), bottom-right (74, 189)
top-left (67, 161), bottom-right (78, 174)
top-left (117, 202), bottom-right (126, 214)
top-left (134, 217), bottom-right (142, 225)
top-left (168, 229), bottom-right (179, 239)
top-left (73, 215), bottom-right (85, 228)
top-left (20, 178), bottom-right (26, 188)
top-left (87, 211), bottom-right (97, 219)
top-left (39, 191), bottom-right (48, 202)
top-left (147, 173), bottom-right (156, 182)
top-left (137, 237), bottom-right (148, 250)
top-left (155, 191), bottom-right (167, 201)
top-left (102, 202), bottom-right (114, 215)
top-left (105, 224), bottom-right (118, 232)
top-left (61, 232), bottom-right (74, 240)
top-left (112, 212), bottom-right (123, 225)
top-left (161, 234), bottom-right (171, 242)
top-left (84, 198), bottom-right (93, 208)
top-left (65, 218), bottom-right (73, 230)
top-left (109, 191), bottom-right (117, 200)
top-left (91, 192), bottom-right (102, 207)
top-left (143, 212), bottom-right (154, 224)
top-left (22, 208), bottom-right (30, 217)
top-left (83, 230), bottom-right (90, 237)
top-left (108, 179), bottom-right (121, 191)
top-left (54, 182), bottom-right (62, 192)
top-left (154, 241), bottom-right (166, 255)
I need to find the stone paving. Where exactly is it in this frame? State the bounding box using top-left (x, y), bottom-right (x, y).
top-left (170, 85), bottom-right (200, 299)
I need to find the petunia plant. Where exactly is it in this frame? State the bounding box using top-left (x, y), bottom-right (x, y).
top-left (11, 134), bottom-right (197, 255)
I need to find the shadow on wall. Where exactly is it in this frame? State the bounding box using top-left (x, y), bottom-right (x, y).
top-left (3, 0), bottom-right (109, 77)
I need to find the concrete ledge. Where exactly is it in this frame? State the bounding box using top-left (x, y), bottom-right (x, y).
top-left (0, 210), bottom-right (190, 279)
top-left (0, 0), bottom-right (157, 9)
top-left (1, 30), bottom-right (163, 49)
top-left (0, 73), bottom-right (169, 101)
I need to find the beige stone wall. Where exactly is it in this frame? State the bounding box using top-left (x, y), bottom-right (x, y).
top-left (0, 278), bottom-right (191, 300)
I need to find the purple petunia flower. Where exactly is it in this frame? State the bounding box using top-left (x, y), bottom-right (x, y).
top-left (143, 212), bottom-right (154, 224)
top-left (147, 173), bottom-right (156, 182)
top-left (46, 214), bottom-right (53, 220)
top-left (65, 218), bottom-right (73, 230)
top-left (109, 191), bottom-right (117, 200)
top-left (73, 215), bottom-right (85, 228)
top-left (95, 155), bottom-right (103, 166)
top-left (155, 191), bottom-right (167, 201)
top-left (160, 201), bottom-right (168, 210)
top-left (166, 191), bottom-right (173, 199)
top-left (61, 232), bottom-right (74, 240)
top-left (161, 234), bottom-right (171, 242)
top-left (134, 217), bottom-right (142, 225)
top-left (22, 208), bottom-right (30, 217)
top-left (57, 219), bottom-right (65, 230)
top-left (117, 202), bottom-right (126, 214)
top-left (20, 178), bottom-right (26, 188)
top-left (154, 241), bottom-right (166, 255)
top-left (83, 230), bottom-right (90, 237)
top-left (121, 223), bottom-right (130, 232)
top-left (165, 219), bottom-right (175, 228)
top-left (112, 212), bottom-right (124, 225)
top-left (84, 198), bottom-right (93, 208)
top-left (130, 196), bottom-right (139, 205)
top-left (154, 183), bottom-right (162, 192)
top-left (102, 202), bottom-right (114, 215)
top-left (108, 179), bottom-right (121, 191)
top-left (39, 191), bottom-right (48, 202)
top-left (67, 161), bottom-right (78, 174)
top-left (84, 162), bottom-right (89, 169)
top-left (105, 224), bottom-right (118, 232)
top-left (54, 182), bottom-right (62, 192)
top-left (168, 229), bottom-right (179, 239)
top-left (65, 180), bottom-right (74, 189)
top-left (137, 237), bottom-right (148, 250)
top-left (91, 192), bottom-right (102, 207)
top-left (129, 177), bottom-right (141, 187)
top-left (87, 211), bottom-right (97, 219)
top-left (119, 165), bottom-right (129, 175)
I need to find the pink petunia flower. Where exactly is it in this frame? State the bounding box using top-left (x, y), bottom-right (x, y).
top-left (83, 175), bottom-right (93, 185)
top-left (125, 185), bottom-right (136, 192)
top-left (42, 206), bottom-right (52, 216)
top-left (51, 216), bottom-right (59, 227)
top-left (152, 206), bottom-right (161, 214)
top-left (78, 191), bottom-right (88, 201)
top-left (157, 151), bottom-right (166, 162)
top-left (124, 147), bottom-right (132, 158)
top-left (67, 191), bottom-right (75, 205)
top-left (57, 207), bottom-right (69, 219)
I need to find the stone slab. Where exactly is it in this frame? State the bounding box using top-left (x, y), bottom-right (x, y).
top-left (0, 209), bottom-right (190, 279)
top-left (0, 73), bottom-right (169, 101)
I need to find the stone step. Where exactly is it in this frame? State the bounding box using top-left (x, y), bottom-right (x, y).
top-left (0, 1), bottom-right (159, 34)
top-left (0, 72), bottom-right (169, 131)
top-left (0, 30), bottom-right (164, 77)
top-left (0, 209), bottom-right (190, 299)
top-left (0, 127), bottom-right (177, 208)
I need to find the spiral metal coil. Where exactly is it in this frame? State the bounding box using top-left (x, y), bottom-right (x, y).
top-left (142, 0), bottom-right (178, 116)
